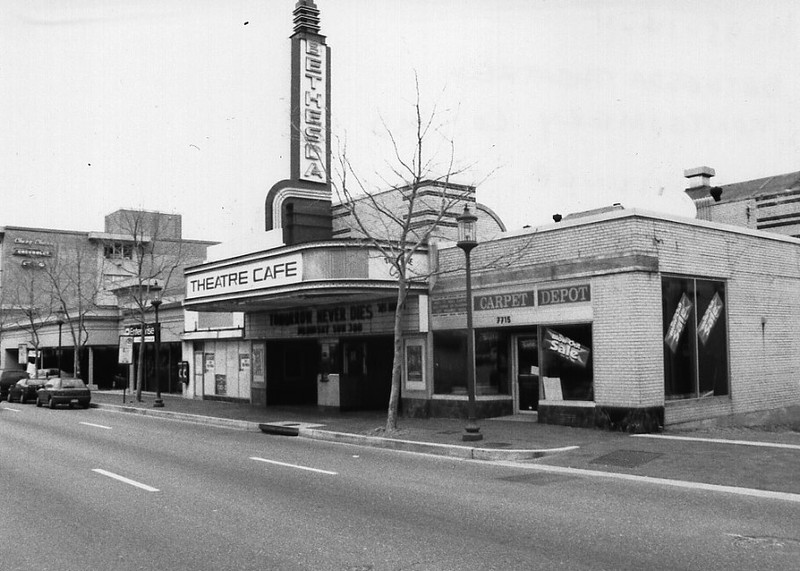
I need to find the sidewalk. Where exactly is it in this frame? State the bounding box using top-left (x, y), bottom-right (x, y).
top-left (88, 391), bottom-right (800, 496)
top-left (89, 390), bottom-right (622, 460)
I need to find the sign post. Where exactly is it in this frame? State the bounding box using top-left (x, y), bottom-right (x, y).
top-left (118, 336), bottom-right (134, 403)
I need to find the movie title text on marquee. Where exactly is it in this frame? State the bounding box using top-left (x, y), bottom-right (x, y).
top-left (186, 254), bottom-right (303, 299)
top-left (299, 39), bottom-right (327, 183)
top-left (267, 300), bottom-right (397, 336)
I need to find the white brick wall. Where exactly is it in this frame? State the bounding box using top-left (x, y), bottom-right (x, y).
top-left (592, 272), bottom-right (663, 409)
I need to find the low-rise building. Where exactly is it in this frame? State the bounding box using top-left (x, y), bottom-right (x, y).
top-left (0, 209), bottom-right (214, 393)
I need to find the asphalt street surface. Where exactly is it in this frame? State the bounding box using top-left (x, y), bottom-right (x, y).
top-left (2, 402), bottom-right (799, 570)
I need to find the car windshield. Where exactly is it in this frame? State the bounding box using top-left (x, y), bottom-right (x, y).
top-left (61, 379), bottom-right (86, 389)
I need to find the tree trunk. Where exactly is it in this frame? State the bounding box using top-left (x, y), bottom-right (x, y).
top-left (385, 276), bottom-right (408, 431)
top-left (69, 324), bottom-right (81, 379)
top-left (136, 327), bottom-right (145, 402)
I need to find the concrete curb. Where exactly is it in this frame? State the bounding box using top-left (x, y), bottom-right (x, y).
top-left (91, 403), bottom-right (261, 432)
top-left (93, 403), bottom-right (578, 461)
top-left (299, 428), bottom-right (579, 461)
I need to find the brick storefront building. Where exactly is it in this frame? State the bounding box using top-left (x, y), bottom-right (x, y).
top-left (426, 207), bottom-right (800, 430)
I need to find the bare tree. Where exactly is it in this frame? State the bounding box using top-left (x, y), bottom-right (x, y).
top-left (99, 210), bottom-right (193, 402)
top-left (5, 267), bottom-right (54, 377)
top-left (43, 235), bottom-right (101, 379)
top-left (333, 76), bottom-right (486, 431)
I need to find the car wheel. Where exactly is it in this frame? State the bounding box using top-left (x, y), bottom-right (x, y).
top-left (19, 393), bottom-right (26, 404)
top-left (49, 397), bottom-right (57, 409)
top-left (36, 397), bottom-right (42, 407)
top-left (7, 393), bottom-right (13, 403)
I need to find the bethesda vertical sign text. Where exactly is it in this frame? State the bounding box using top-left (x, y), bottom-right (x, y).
top-left (186, 254), bottom-right (303, 299)
top-left (299, 38), bottom-right (327, 183)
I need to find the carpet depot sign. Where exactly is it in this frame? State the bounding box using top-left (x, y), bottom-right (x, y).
top-left (186, 253), bottom-right (303, 300)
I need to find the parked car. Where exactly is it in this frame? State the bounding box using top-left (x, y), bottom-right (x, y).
top-left (35, 368), bottom-right (70, 379)
top-left (36, 378), bottom-right (91, 409)
top-left (8, 377), bottom-right (46, 404)
top-left (0, 369), bottom-right (29, 401)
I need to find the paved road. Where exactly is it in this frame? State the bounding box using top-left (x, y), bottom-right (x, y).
top-left (2, 404), bottom-right (799, 570)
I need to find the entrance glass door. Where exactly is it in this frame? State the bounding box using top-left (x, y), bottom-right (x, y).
top-left (516, 335), bottom-right (539, 412)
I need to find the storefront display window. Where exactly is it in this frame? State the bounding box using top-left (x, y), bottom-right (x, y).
top-left (539, 324), bottom-right (593, 401)
top-left (433, 331), bottom-right (467, 394)
top-left (662, 276), bottom-right (729, 400)
top-left (475, 331), bottom-right (509, 395)
top-left (433, 330), bottom-right (511, 395)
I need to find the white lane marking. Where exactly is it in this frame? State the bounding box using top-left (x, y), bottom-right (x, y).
top-left (2, 407), bottom-right (22, 412)
top-left (632, 433), bottom-right (800, 451)
top-left (250, 456), bottom-right (338, 475)
top-left (80, 422), bottom-right (112, 430)
top-left (91, 469), bottom-right (160, 492)
top-left (496, 462), bottom-right (800, 504)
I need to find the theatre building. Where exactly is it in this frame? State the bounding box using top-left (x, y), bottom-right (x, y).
top-left (183, 183), bottom-right (504, 410)
top-left (183, 2), bottom-right (800, 430)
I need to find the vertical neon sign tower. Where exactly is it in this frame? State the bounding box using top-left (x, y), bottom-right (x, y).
top-left (265, 0), bottom-right (333, 245)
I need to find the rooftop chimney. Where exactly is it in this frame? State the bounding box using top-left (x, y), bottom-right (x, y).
top-left (684, 166), bottom-right (715, 190)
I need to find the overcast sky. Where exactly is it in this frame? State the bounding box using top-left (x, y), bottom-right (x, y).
top-left (2, 0), bottom-right (799, 243)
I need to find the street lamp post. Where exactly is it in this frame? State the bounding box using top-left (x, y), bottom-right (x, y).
top-left (457, 204), bottom-right (483, 442)
top-left (151, 299), bottom-right (164, 408)
top-left (56, 316), bottom-right (64, 374)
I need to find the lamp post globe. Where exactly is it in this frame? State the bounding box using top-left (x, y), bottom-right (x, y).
top-left (151, 299), bottom-right (164, 408)
top-left (456, 204), bottom-right (482, 442)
